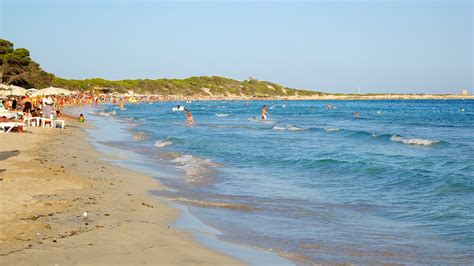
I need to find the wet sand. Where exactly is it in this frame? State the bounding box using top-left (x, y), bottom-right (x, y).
top-left (0, 120), bottom-right (242, 265)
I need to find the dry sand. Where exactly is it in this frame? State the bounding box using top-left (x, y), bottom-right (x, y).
top-left (0, 120), bottom-right (242, 265)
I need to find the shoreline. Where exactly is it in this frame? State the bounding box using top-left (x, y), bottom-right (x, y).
top-left (71, 105), bottom-right (292, 266)
top-left (0, 117), bottom-right (244, 264)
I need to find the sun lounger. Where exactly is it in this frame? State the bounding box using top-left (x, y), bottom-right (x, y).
top-left (0, 110), bottom-right (17, 119)
top-left (0, 122), bottom-right (23, 133)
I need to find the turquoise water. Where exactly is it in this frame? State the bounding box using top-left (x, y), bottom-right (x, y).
top-left (92, 100), bottom-right (473, 264)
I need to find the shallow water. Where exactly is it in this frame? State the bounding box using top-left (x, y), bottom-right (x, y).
top-left (86, 100), bottom-right (474, 264)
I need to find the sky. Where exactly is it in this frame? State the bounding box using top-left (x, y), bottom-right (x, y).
top-left (0, 0), bottom-right (472, 94)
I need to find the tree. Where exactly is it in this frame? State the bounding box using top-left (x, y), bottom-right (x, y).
top-left (0, 39), bottom-right (14, 83)
top-left (2, 47), bottom-right (32, 84)
top-left (0, 39), bottom-right (54, 87)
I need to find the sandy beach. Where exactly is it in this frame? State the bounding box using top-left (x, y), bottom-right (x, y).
top-left (0, 119), bottom-right (242, 265)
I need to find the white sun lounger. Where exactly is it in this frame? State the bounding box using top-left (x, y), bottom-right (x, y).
top-left (0, 111), bottom-right (17, 119)
top-left (0, 122), bottom-right (23, 133)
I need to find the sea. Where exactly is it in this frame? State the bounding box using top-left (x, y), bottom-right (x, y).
top-left (77, 100), bottom-right (473, 264)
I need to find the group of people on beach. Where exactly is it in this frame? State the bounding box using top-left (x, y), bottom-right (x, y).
top-left (1, 94), bottom-right (65, 132)
top-left (0, 91), bottom-right (114, 132)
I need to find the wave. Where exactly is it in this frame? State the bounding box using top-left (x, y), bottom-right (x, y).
top-left (171, 154), bottom-right (219, 183)
top-left (166, 197), bottom-right (255, 211)
top-left (315, 127), bottom-right (442, 147)
top-left (248, 117), bottom-right (275, 124)
top-left (154, 140), bottom-right (173, 148)
top-left (89, 110), bottom-right (117, 118)
top-left (216, 113), bottom-right (229, 117)
top-left (273, 125), bottom-right (305, 131)
top-left (390, 135), bottom-right (439, 146)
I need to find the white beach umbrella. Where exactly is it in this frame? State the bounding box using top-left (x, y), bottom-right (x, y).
top-left (32, 86), bottom-right (67, 96)
top-left (27, 88), bottom-right (38, 93)
top-left (8, 85), bottom-right (28, 96)
top-left (0, 89), bottom-right (11, 96)
top-left (0, 84), bottom-right (10, 90)
top-left (58, 88), bottom-right (74, 95)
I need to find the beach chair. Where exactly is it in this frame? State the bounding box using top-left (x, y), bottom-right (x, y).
top-left (0, 122), bottom-right (23, 133)
top-left (0, 109), bottom-right (18, 119)
top-left (41, 117), bottom-right (54, 128)
top-left (24, 117), bottom-right (41, 127)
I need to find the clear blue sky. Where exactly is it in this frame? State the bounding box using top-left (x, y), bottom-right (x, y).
top-left (1, 0), bottom-right (472, 93)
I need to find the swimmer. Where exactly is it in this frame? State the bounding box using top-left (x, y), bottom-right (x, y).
top-left (354, 111), bottom-right (359, 119)
top-left (119, 99), bottom-right (125, 110)
top-left (184, 108), bottom-right (194, 124)
top-left (262, 105), bottom-right (267, 120)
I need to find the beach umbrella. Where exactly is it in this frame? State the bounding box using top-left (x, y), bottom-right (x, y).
top-left (8, 85), bottom-right (28, 96)
top-left (0, 84), bottom-right (10, 90)
top-left (58, 88), bottom-right (74, 95)
top-left (32, 86), bottom-right (69, 96)
top-left (0, 89), bottom-right (11, 96)
top-left (27, 88), bottom-right (38, 93)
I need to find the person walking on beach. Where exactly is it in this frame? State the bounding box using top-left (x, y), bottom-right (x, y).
top-left (262, 105), bottom-right (268, 120)
top-left (184, 108), bottom-right (194, 124)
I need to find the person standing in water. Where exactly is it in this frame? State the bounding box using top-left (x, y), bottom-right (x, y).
top-left (262, 105), bottom-right (268, 120)
top-left (184, 108), bottom-right (194, 124)
top-left (119, 99), bottom-right (125, 110)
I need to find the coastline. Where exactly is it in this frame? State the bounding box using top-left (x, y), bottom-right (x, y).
top-left (70, 105), bottom-right (292, 266)
top-left (0, 118), bottom-right (244, 264)
top-left (133, 94), bottom-right (474, 101)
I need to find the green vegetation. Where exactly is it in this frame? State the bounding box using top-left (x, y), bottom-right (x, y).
top-left (0, 39), bottom-right (54, 88)
top-left (52, 76), bottom-right (321, 97)
top-left (1, 39), bottom-right (321, 97)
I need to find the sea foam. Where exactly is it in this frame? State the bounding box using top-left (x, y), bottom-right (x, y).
top-left (90, 110), bottom-right (117, 117)
top-left (167, 197), bottom-right (255, 211)
top-left (390, 135), bottom-right (439, 146)
top-left (171, 154), bottom-right (218, 183)
top-left (273, 125), bottom-right (305, 131)
top-left (154, 140), bottom-right (173, 148)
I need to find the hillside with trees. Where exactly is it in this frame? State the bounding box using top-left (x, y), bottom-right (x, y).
top-left (52, 76), bottom-right (320, 97)
top-left (1, 39), bottom-right (320, 97)
top-left (0, 39), bottom-right (54, 88)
